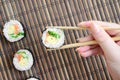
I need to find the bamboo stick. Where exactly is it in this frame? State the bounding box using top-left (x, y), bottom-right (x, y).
top-left (47, 36), bottom-right (120, 51)
top-left (46, 26), bottom-right (120, 30)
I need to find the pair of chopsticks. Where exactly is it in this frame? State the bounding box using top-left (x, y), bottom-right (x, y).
top-left (46, 26), bottom-right (120, 51)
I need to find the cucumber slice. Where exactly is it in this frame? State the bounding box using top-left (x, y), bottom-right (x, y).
top-left (48, 31), bottom-right (60, 39)
top-left (17, 51), bottom-right (28, 59)
top-left (8, 32), bottom-right (24, 38)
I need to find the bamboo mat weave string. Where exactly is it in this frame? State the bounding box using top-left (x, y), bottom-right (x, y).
top-left (0, 0), bottom-right (120, 80)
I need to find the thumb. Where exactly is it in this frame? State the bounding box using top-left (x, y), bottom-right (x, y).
top-left (78, 21), bottom-right (120, 61)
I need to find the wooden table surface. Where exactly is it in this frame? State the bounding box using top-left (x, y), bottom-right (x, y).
top-left (0, 0), bottom-right (120, 80)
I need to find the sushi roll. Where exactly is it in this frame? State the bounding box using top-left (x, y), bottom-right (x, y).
top-left (42, 27), bottom-right (65, 48)
top-left (3, 20), bottom-right (24, 42)
top-left (26, 77), bottom-right (39, 80)
top-left (13, 49), bottom-right (33, 71)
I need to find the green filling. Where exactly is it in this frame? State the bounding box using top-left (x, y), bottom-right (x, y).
top-left (17, 51), bottom-right (28, 59)
top-left (8, 32), bottom-right (24, 38)
top-left (48, 31), bottom-right (60, 39)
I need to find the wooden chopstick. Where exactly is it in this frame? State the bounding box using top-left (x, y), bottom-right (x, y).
top-left (47, 36), bottom-right (120, 51)
top-left (46, 26), bottom-right (120, 30)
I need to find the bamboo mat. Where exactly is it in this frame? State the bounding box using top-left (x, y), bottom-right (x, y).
top-left (0, 0), bottom-right (120, 80)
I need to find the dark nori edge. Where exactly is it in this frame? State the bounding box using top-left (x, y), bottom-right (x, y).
top-left (26, 76), bottom-right (40, 80)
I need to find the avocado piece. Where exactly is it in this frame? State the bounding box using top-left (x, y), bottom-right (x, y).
top-left (8, 25), bottom-right (15, 34)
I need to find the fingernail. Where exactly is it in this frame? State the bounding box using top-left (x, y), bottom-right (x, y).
top-left (75, 48), bottom-right (78, 52)
top-left (78, 21), bottom-right (92, 27)
top-left (84, 21), bottom-right (91, 27)
top-left (92, 23), bottom-right (100, 33)
top-left (76, 39), bottom-right (79, 42)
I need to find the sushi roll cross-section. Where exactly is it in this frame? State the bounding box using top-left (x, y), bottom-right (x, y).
top-left (3, 20), bottom-right (24, 42)
top-left (42, 27), bottom-right (65, 48)
top-left (13, 49), bottom-right (33, 71)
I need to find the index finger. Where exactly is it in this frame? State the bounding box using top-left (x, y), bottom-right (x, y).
top-left (92, 21), bottom-right (120, 36)
top-left (78, 21), bottom-right (120, 36)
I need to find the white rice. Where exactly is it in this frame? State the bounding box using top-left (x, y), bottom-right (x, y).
top-left (13, 49), bottom-right (33, 71)
top-left (42, 27), bottom-right (65, 48)
top-left (3, 20), bottom-right (24, 42)
top-left (27, 77), bottom-right (39, 80)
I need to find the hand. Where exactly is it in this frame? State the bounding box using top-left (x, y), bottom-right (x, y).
top-left (76, 21), bottom-right (120, 80)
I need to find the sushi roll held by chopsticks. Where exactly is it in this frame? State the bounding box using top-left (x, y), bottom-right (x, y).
top-left (45, 26), bottom-right (120, 50)
top-left (42, 27), bottom-right (65, 48)
top-left (3, 20), bottom-right (24, 42)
